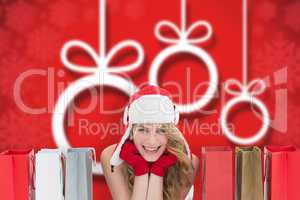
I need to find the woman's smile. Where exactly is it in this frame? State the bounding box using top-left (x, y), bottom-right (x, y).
top-left (142, 145), bottom-right (161, 153)
top-left (138, 144), bottom-right (165, 161)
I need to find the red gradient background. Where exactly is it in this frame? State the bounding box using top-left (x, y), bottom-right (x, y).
top-left (0, 0), bottom-right (299, 199)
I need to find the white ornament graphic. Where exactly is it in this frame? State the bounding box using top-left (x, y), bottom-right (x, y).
top-left (220, 0), bottom-right (270, 145)
top-left (52, 0), bottom-right (144, 175)
top-left (149, 0), bottom-right (218, 113)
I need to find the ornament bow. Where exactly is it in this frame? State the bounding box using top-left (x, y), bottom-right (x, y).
top-left (155, 19), bottom-right (213, 45)
top-left (61, 39), bottom-right (144, 74)
top-left (224, 79), bottom-right (267, 97)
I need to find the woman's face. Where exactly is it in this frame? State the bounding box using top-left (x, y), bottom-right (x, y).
top-left (132, 123), bottom-right (168, 162)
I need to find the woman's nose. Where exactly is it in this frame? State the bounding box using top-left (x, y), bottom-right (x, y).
top-left (148, 132), bottom-right (158, 145)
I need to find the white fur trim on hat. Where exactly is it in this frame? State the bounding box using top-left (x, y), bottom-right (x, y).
top-left (123, 94), bottom-right (179, 125)
top-left (129, 94), bottom-right (177, 124)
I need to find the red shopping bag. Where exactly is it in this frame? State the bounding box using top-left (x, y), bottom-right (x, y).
top-left (202, 147), bottom-right (234, 200)
top-left (0, 149), bottom-right (35, 200)
top-left (264, 146), bottom-right (300, 200)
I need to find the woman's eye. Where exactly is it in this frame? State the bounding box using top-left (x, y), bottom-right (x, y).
top-left (138, 128), bottom-right (149, 134)
top-left (157, 129), bottom-right (166, 134)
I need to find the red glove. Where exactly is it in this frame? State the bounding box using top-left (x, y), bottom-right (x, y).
top-left (120, 140), bottom-right (150, 176)
top-left (150, 150), bottom-right (178, 177)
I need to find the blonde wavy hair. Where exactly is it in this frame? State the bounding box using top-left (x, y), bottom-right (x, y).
top-left (122, 123), bottom-right (194, 200)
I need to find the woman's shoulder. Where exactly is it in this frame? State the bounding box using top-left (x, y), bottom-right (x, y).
top-left (100, 143), bottom-right (118, 164)
top-left (100, 143), bottom-right (127, 176)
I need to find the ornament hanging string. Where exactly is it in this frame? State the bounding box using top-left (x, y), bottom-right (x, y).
top-left (220, 0), bottom-right (270, 145)
top-left (224, 0), bottom-right (266, 97)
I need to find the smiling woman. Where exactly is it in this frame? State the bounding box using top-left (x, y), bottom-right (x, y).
top-left (100, 84), bottom-right (199, 200)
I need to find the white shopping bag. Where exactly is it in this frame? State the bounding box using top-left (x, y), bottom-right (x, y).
top-left (35, 149), bottom-right (64, 200)
top-left (65, 148), bottom-right (95, 200)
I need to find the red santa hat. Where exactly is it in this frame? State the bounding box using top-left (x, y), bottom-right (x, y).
top-left (110, 84), bottom-right (192, 168)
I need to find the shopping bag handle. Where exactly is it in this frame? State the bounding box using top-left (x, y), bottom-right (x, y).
top-left (30, 150), bottom-right (36, 191)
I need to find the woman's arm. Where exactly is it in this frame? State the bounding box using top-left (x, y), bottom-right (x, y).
top-left (132, 174), bottom-right (149, 200)
top-left (146, 174), bottom-right (164, 200)
top-left (146, 151), bottom-right (177, 200)
top-left (101, 144), bottom-right (149, 200)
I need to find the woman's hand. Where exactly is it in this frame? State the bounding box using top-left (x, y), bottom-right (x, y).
top-left (150, 150), bottom-right (178, 177)
top-left (120, 140), bottom-right (150, 176)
